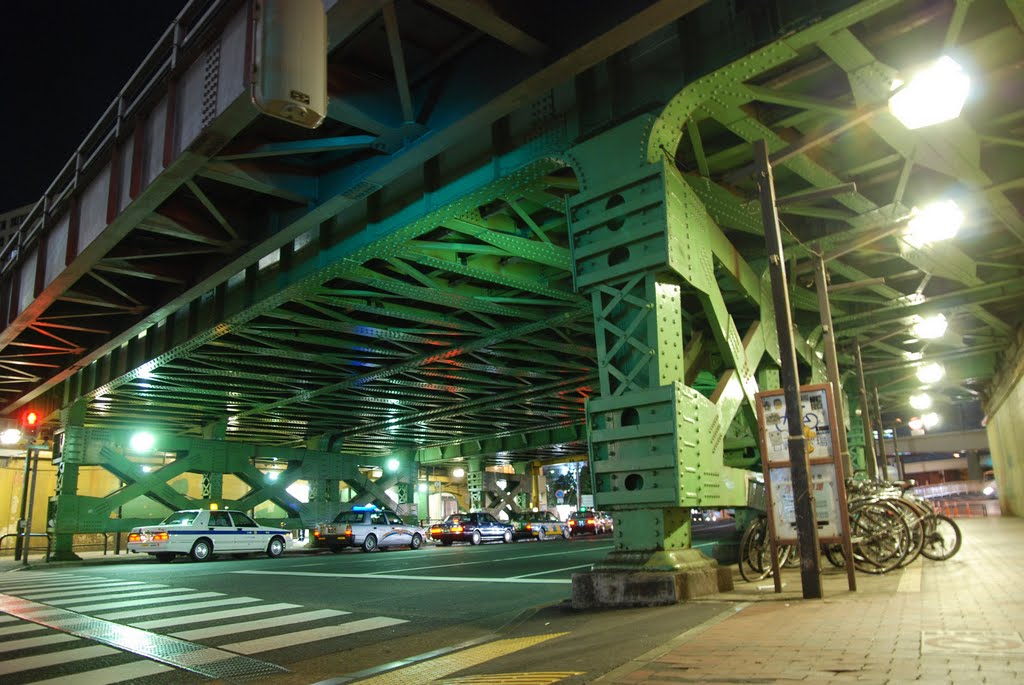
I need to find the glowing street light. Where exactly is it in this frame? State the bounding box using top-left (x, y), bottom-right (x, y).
top-left (911, 313), bottom-right (948, 340)
top-left (0, 428), bottom-right (21, 445)
top-left (904, 200), bottom-right (964, 247)
top-left (451, 467), bottom-right (466, 478)
top-left (916, 362), bottom-right (945, 384)
top-left (889, 56), bottom-right (970, 130)
top-left (386, 458), bottom-right (400, 472)
top-left (130, 431), bottom-right (155, 453)
top-left (909, 393), bottom-right (933, 411)
top-left (922, 412), bottom-right (940, 429)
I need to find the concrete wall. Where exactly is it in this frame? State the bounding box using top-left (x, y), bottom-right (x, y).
top-left (987, 377), bottom-right (1023, 517)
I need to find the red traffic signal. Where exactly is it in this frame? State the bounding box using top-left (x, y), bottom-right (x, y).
top-left (20, 409), bottom-right (40, 434)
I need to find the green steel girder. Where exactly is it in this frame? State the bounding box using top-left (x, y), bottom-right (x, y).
top-left (415, 423), bottom-right (588, 464)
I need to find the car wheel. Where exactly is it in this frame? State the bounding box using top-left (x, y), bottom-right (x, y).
top-left (155, 553), bottom-right (174, 563)
top-left (470, 530), bottom-right (482, 545)
top-left (410, 533), bottom-right (423, 550)
top-left (562, 527), bottom-right (571, 539)
top-left (502, 529), bottom-right (513, 544)
top-left (537, 529), bottom-right (547, 541)
top-left (441, 539), bottom-right (453, 546)
top-left (266, 536), bottom-right (285, 558)
top-left (189, 538), bottom-right (213, 562)
top-left (362, 534), bottom-right (378, 552)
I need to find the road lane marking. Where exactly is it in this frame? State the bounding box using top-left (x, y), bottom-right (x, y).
top-left (512, 563), bottom-right (593, 578)
top-left (0, 632), bottom-right (79, 653)
top-left (131, 602), bottom-right (302, 630)
top-left (233, 570), bottom-right (571, 584)
top-left (24, 660), bottom-right (174, 684)
top-left (0, 621), bottom-right (46, 636)
top-left (363, 544), bottom-right (614, 574)
top-left (97, 596), bottom-right (261, 620)
top-left (16, 583), bottom-right (166, 600)
top-left (42, 586), bottom-right (183, 604)
top-left (347, 632), bottom-right (569, 684)
top-left (61, 591), bottom-right (224, 612)
top-left (442, 674), bottom-right (584, 684)
top-left (170, 608), bottom-right (350, 641)
top-left (0, 645), bottom-right (119, 676)
top-left (223, 617), bottom-right (409, 654)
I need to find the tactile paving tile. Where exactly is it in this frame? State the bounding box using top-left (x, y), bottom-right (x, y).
top-left (0, 593), bottom-right (288, 680)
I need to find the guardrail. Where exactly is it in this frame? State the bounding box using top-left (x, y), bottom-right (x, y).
top-left (933, 499), bottom-right (999, 518)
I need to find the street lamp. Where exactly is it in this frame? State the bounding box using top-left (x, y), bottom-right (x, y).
top-left (911, 313), bottom-right (948, 340)
top-left (904, 200), bottom-right (964, 248)
top-left (916, 362), bottom-right (945, 385)
top-left (909, 393), bottom-right (932, 411)
top-left (889, 56), bottom-right (970, 129)
top-left (922, 412), bottom-right (940, 429)
top-left (451, 467), bottom-right (465, 478)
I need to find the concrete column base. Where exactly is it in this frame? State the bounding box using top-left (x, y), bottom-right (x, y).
top-left (572, 548), bottom-right (732, 608)
top-left (47, 551), bottom-right (83, 562)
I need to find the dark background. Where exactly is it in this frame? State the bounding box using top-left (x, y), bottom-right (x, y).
top-left (0, 1), bottom-right (188, 211)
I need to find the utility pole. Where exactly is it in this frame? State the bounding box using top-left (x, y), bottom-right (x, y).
top-left (754, 139), bottom-right (822, 600)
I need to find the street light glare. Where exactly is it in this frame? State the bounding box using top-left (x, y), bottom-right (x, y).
top-left (909, 393), bottom-right (932, 410)
top-left (916, 363), bottom-right (945, 384)
top-left (1, 428), bottom-right (21, 445)
top-left (129, 431), bottom-right (156, 453)
top-left (452, 467), bottom-right (466, 478)
top-left (922, 412), bottom-right (940, 429)
top-left (911, 313), bottom-right (948, 340)
top-left (904, 200), bottom-right (964, 247)
top-left (889, 56), bottom-right (969, 129)
top-left (386, 458), bottom-right (400, 472)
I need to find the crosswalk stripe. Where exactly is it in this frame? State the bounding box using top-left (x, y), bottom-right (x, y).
top-left (222, 616), bottom-right (408, 654)
top-left (0, 622), bottom-right (46, 637)
top-left (62, 591), bottom-right (224, 612)
top-left (0, 632), bottom-right (79, 653)
top-left (0, 578), bottom-right (116, 591)
top-left (19, 659), bottom-right (173, 684)
top-left (0, 615), bottom-right (16, 624)
top-left (97, 596), bottom-right (262, 621)
top-left (28, 586), bottom-right (175, 603)
top-left (0, 645), bottom-right (120, 676)
top-left (131, 602), bottom-right (302, 630)
top-left (17, 583), bottom-right (164, 600)
top-left (170, 608), bottom-right (350, 641)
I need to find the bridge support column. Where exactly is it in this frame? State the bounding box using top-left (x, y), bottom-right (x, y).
top-left (567, 116), bottom-right (750, 607)
top-left (467, 459), bottom-right (484, 511)
top-left (48, 400), bottom-right (87, 561)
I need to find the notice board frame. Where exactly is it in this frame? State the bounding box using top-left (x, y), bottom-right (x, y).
top-left (755, 382), bottom-right (856, 592)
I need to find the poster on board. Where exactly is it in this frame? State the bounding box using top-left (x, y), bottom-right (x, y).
top-left (760, 386), bottom-right (834, 464)
top-left (768, 462), bottom-right (841, 540)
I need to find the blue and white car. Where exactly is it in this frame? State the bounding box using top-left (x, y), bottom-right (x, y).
top-left (127, 508), bottom-right (292, 563)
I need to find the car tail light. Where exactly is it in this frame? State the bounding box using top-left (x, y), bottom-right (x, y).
top-left (568, 521), bottom-right (575, 527)
top-left (586, 518), bottom-right (595, 525)
top-left (430, 526), bottom-right (441, 533)
top-left (525, 523), bottom-right (533, 531)
top-left (127, 533), bottom-right (141, 543)
top-left (152, 532), bottom-right (169, 542)
top-left (450, 525), bottom-right (464, 533)
top-left (313, 530), bottom-right (323, 539)
top-left (344, 525), bottom-right (353, 536)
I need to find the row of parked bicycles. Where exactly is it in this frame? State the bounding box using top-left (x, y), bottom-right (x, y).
top-left (739, 479), bottom-right (963, 582)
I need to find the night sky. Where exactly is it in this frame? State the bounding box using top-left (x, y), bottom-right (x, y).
top-left (0, 1), bottom-right (188, 211)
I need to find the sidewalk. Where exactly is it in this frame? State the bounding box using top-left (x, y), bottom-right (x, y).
top-left (598, 516), bottom-right (1024, 684)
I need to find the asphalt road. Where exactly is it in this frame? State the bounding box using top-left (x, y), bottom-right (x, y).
top-left (0, 529), bottom-right (737, 684)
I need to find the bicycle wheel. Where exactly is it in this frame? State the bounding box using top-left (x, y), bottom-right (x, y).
top-left (738, 517), bottom-right (767, 582)
top-left (849, 501), bottom-right (911, 574)
top-left (823, 542), bottom-right (846, 568)
top-left (920, 514), bottom-right (962, 561)
top-left (889, 498), bottom-right (926, 567)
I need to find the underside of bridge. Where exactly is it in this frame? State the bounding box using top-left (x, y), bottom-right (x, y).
top-left (1, 0), bottom-right (1022, 578)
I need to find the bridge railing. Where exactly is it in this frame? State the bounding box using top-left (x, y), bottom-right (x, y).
top-left (0, 0), bottom-right (229, 276)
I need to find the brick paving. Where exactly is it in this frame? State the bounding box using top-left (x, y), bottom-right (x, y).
top-left (598, 517), bottom-right (1024, 684)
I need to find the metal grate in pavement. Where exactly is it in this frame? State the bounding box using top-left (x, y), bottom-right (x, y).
top-left (0, 593), bottom-right (288, 681)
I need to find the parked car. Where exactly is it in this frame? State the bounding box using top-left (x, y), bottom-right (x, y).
top-left (126, 508), bottom-right (292, 563)
top-left (429, 512), bottom-right (513, 545)
top-left (510, 510), bottom-right (570, 540)
top-left (567, 510), bottom-right (613, 535)
top-left (312, 506), bottom-right (425, 552)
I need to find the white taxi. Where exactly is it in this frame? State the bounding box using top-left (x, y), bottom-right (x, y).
top-left (127, 508), bottom-right (292, 563)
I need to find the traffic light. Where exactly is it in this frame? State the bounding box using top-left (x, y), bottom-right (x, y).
top-left (20, 409), bottom-right (39, 437)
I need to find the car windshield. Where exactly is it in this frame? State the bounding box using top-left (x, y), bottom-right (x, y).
top-left (161, 511), bottom-right (198, 525)
top-left (333, 511), bottom-right (368, 524)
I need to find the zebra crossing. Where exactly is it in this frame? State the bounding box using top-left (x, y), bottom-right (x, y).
top-left (0, 570), bottom-right (408, 683)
